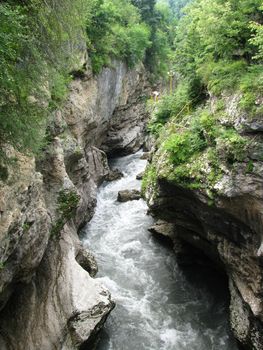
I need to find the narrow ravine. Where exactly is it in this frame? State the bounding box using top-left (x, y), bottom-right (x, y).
top-left (82, 151), bottom-right (238, 350)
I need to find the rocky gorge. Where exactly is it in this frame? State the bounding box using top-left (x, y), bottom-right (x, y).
top-left (0, 59), bottom-right (150, 349)
top-left (144, 92), bottom-right (263, 350)
top-left (1, 0), bottom-right (263, 349)
top-left (0, 57), bottom-right (263, 350)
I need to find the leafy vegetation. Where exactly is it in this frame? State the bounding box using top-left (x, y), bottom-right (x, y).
top-left (141, 164), bottom-right (158, 196)
top-left (173, 0), bottom-right (263, 106)
top-left (146, 103), bottom-right (249, 192)
top-left (145, 0), bottom-right (262, 196)
top-left (0, 0), bottom-right (88, 155)
top-left (86, 0), bottom-right (151, 73)
top-left (0, 0), bottom-right (175, 158)
top-left (50, 190), bottom-right (80, 237)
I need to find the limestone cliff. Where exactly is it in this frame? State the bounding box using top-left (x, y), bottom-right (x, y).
top-left (145, 93), bottom-right (263, 350)
top-left (0, 60), bottom-right (149, 349)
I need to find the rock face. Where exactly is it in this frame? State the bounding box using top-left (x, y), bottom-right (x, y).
top-left (117, 189), bottom-right (141, 202)
top-left (0, 60), bottom-right (149, 349)
top-left (148, 220), bottom-right (175, 244)
top-left (146, 93), bottom-right (263, 349)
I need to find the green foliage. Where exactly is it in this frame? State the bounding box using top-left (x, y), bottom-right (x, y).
top-left (22, 222), bottom-right (31, 232)
top-left (86, 0), bottom-right (151, 73)
top-left (0, 165), bottom-right (8, 182)
top-left (132, 0), bottom-right (174, 76)
top-left (141, 164), bottom-right (158, 196)
top-left (51, 189), bottom-right (80, 236)
top-left (0, 0), bottom-right (176, 156)
top-left (198, 60), bottom-right (247, 95)
top-left (164, 0), bottom-right (191, 19)
top-left (145, 0), bottom-right (259, 196)
top-left (57, 190), bottom-right (80, 221)
top-left (249, 19), bottom-right (263, 61)
top-left (246, 160), bottom-right (254, 173)
top-left (216, 128), bottom-right (247, 163)
top-left (0, 0), bottom-right (88, 155)
top-left (148, 78), bottom-right (207, 134)
top-left (164, 128), bottom-right (206, 166)
top-left (0, 3), bottom-right (46, 152)
top-left (239, 65), bottom-right (263, 115)
top-left (148, 81), bottom-right (190, 133)
top-left (172, 0), bottom-right (263, 113)
top-left (157, 107), bottom-right (248, 189)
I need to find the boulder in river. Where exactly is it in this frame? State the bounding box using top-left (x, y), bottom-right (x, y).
top-left (117, 189), bottom-right (141, 202)
top-left (106, 168), bottom-right (124, 182)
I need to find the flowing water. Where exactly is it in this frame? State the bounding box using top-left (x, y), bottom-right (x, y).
top-left (82, 151), bottom-right (238, 350)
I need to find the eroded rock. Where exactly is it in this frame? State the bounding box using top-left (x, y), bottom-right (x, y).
top-left (0, 225), bottom-right (114, 350)
top-left (117, 189), bottom-right (141, 202)
top-left (145, 91), bottom-right (263, 349)
top-left (148, 220), bottom-right (175, 243)
top-left (0, 59), bottom-right (149, 349)
top-left (76, 245), bottom-right (98, 277)
top-left (106, 168), bottom-right (124, 182)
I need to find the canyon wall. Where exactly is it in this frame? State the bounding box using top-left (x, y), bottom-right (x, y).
top-left (0, 60), bottom-right (149, 349)
top-left (145, 93), bottom-right (263, 350)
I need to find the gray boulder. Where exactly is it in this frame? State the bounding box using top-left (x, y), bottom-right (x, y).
top-left (117, 189), bottom-right (141, 202)
top-left (106, 168), bottom-right (123, 182)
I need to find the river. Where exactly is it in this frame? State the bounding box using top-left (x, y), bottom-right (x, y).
top-left (82, 151), bottom-right (238, 350)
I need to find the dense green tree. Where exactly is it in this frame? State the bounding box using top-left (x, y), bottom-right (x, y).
top-left (86, 0), bottom-right (151, 73)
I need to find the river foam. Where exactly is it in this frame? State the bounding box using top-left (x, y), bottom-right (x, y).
top-left (82, 151), bottom-right (238, 350)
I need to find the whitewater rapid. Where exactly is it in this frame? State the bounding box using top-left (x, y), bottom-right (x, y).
top-left (82, 151), bottom-right (238, 350)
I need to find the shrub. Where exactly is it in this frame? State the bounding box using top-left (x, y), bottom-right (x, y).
top-left (239, 65), bottom-right (263, 115)
top-left (50, 189), bottom-right (80, 236)
top-left (198, 60), bottom-right (247, 95)
top-left (147, 80), bottom-right (192, 134)
top-left (216, 128), bottom-right (248, 163)
top-left (163, 127), bottom-right (206, 165)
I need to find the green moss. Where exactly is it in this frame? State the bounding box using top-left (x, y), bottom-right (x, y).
top-left (50, 218), bottom-right (65, 237)
top-left (164, 147), bottom-right (223, 191)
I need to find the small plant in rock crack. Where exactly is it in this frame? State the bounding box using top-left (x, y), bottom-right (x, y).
top-left (50, 189), bottom-right (80, 237)
top-left (22, 222), bottom-right (31, 233)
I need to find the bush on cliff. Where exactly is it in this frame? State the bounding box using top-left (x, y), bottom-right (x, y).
top-left (0, 0), bottom-right (88, 154)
